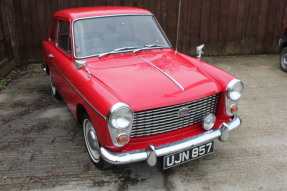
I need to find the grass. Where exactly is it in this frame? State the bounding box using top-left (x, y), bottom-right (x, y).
top-left (0, 78), bottom-right (7, 89)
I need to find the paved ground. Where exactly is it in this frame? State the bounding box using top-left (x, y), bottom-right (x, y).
top-left (0, 55), bottom-right (286, 191)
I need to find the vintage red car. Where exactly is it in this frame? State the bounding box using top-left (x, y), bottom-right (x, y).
top-left (42, 7), bottom-right (243, 169)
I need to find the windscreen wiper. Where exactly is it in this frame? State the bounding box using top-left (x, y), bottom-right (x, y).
top-left (114, 46), bottom-right (138, 51)
top-left (144, 44), bottom-right (166, 48)
top-left (98, 46), bottom-right (138, 58)
top-left (133, 44), bottom-right (167, 53)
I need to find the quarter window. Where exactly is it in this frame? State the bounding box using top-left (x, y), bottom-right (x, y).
top-left (50, 19), bottom-right (57, 43)
top-left (58, 20), bottom-right (71, 54)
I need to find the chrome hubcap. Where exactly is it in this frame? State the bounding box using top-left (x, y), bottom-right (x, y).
top-left (83, 119), bottom-right (100, 162)
top-left (50, 75), bottom-right (56, 95)
top-left (281, 52), bottom-right (287, 68)
top-left (87, 129), bottom-right (99, 151)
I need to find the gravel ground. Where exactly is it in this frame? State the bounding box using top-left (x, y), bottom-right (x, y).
top-left (0, 55), bottom-right (286, 191)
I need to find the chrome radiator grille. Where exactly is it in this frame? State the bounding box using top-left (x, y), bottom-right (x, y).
top-left (131, 93), bottom-right (221, 137)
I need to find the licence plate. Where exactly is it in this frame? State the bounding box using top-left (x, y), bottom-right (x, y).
top-left (163, 141), bottom-right (214, 169)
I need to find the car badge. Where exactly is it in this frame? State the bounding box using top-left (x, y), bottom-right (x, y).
top-left (178, 107), bottom-right (189, 117)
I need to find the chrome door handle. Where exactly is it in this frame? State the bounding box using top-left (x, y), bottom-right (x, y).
top-left (48, 54), bottom-right (54, 58)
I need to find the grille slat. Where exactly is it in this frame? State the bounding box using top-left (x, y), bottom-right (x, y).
top-left (134, 114), bottom-right (207, 129)
top-left (135, 113), bottom-right (178, 123)
top-left (134, 112), bottom-right (177, 121)
top-left (133, 118), bottom-right (190, 131)
top-left (131, 93), bottom-right (221, 137)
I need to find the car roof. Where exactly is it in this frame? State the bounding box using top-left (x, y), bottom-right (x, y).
top-left (53, 6), bottom-right (152, 21)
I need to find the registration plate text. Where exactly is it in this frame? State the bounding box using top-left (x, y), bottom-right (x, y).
top-left (163, 141), bottom-right (214, 169)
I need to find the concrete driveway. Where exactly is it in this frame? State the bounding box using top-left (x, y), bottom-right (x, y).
top-left (0, 55), bottom-right (286, 191)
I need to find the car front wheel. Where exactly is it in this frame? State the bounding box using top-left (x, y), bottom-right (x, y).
top-left (280, 47), bottom-right (287, 72)
top-left (82, 113), bottom-right (112, 170)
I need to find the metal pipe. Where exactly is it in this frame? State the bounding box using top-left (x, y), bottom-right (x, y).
top-left (175, 0), bottom-right (182, 53)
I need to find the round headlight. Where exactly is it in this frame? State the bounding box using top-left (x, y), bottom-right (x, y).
top-left (202, 113), bottom-right (216, 130)
top-left (227, 79), bottom-right (244, 101)
top-left (108, 103), bottom-right (133, 129)
top-left (107, 103), bottom-right (134, 147)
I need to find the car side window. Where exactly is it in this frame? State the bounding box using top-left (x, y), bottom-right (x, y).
top-left (58, 20), bottom-right (71, 54)
top-left (50, 19), bottom-right (57, 43)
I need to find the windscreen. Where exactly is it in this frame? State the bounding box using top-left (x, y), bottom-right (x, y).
top-left (73, 15), bottom-right (170, 58)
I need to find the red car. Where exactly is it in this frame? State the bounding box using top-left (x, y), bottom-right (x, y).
top-left (42, 7), bottom-right (243, 170)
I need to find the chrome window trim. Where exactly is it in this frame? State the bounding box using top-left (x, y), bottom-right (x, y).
top-left (50, 62), bottom-right (106, 119)
top-left (72, 14), bottom-right (172, 59)
top-left (58, 19), bottom-right (72, 55)
top-left (49, 18), bottom-right (58, 44)
top-left (152, 15), bottom-right (172, 48)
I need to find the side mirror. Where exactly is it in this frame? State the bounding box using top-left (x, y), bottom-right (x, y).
top-left (75, 60), bottom-right (87, 70)
top-left (196, 44), bottom-right (205, 60)
top-left (75, 60), bottom-right (91, 77)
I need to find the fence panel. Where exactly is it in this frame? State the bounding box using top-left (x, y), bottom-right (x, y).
top-left (1, 0), bottom-right (286, 62)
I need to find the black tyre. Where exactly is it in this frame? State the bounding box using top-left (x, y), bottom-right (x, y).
top-left (280, 47), bottom-right (287, 72)
top-left (82, 113), bottom-right (112, 170)
top-left (50, 73), bottom-right (61, 99)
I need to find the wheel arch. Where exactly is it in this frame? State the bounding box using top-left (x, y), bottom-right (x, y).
top-left (280, 27), bottom-right (287, 51)
top-left (281, 42), bottom-right (287, 51)
top-left (76, 104), bottom-right (87, 124)
top-left (46, 64), bottom-right (50, 75)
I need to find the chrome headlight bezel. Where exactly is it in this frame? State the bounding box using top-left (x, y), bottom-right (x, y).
top-left (227, 79), bottom-right (244, 101)
top-left (107, 102), bottom-right (134, 147)
top-left (226, 79), bottom-right (244, 116)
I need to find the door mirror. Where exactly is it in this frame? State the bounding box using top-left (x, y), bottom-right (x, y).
top-left (75, 60), bottom-right (87, 70)
top-left (196, 44), bottom-right (205, 60)
top-left (75, 60), bottom-right (91, 77)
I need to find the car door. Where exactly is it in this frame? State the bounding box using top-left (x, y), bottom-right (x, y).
top-left (52, 18), bottom-right (82, 114)
top-left (53, 18), bottom-right (71, 97)
top-left (43, 18), bottom-right (63, 97)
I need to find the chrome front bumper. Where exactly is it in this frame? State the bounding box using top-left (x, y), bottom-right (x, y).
top-left (100, 115), bottom-right (241, 166)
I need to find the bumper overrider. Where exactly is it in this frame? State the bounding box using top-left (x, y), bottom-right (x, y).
top-left (100, 115), bottom-right (241, 166)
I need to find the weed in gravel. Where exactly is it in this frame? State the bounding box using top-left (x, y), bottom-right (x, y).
top-left (0, 78), bottom-right (7, 89)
